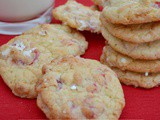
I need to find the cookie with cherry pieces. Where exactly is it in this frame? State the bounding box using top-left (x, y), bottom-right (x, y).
top-left (0, 38), bottom-right (52, 98)
top-left (53, 0), bottom-right (101, 33)
top-left (36, 56), bottom-right (125, 119)
top-left (101, 45), bottom-right (160, 73)
top-left (113, 68), bottom-right (160, 89)
top-left (101, 26), bottom-right (160, 60)
top-left (101, 14), bottom-right (160, 43)
top-left (102, 0), bottom-right (160, 25)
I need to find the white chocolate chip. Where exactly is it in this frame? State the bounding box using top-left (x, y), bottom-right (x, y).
top-left (39, 30), bottom-right (47, 36)
top-left (78, 20), bottom-right (87, 30)
top-left (68, 101), bottom-right (73, 107)
top-left (2, 49), bottom-right (10, 56)
top-left (145, 72), bottom-right (149, 77)
top-left (14, 41), bottom-right (25, 51)
top-left (70, 85), bottom-right (77, 90)
top-left (23, 48), bottom-right (36, 57)
top-left (106, 57), bottom-right (109, 62)
top-left (63, 110), bottom-right (66, 114)
top-left (23, 50), bottom-right (32, 57)
top-left (75, 56), bottom-right (81, 59)
top-left (121, 58), bottom-right (126, 64)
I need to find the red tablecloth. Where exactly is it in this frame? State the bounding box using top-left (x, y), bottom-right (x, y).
top-left (0, 0), bottom-right (160, 120)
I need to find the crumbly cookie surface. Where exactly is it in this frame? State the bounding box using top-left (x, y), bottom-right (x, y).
top-left (24, 24), bottom-right (88, 57)
top-left (0, 24), bottom-right (88, 98)
top-left (0, 38), bottom-right (53, 98)
top-left (36, 56), bottom-right (125, 120)
top-left (92, 0), bottom-right (108, 7)
top-left (101, 26), bottom-right (160, 60)
top-left (101, 15), bottom-right (160, 43)
top-left (101, 46), bottom-right (160, 73)
top-left (53, 0), bottom-right (101, 33)
top-left (102, 0), bottom-right (160, 25)
top-left (113, 68), bottom-right (160, 89)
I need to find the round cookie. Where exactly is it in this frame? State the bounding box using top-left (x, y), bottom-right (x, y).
top-left (101, 15), bottom-right (160, 43)
top-left (23, 24), bottom-right (88, 58)
top-left (24, 24), bottom-right (86, 42)
top-left (36, 56), bottom-right (125, 119)
top-left (101, 45), bottom-right (160, 73)
top-left (101, 26), bottom-right (160, 60)
top-left (102, 0), bottom-right (160, 25)
top-left (0, 24), bottom-right (88, 98)
top-left (113, 68), bottom-right (160, 89)
top-left (0, 38), bottom-right (53, 98)
top-left (53, 0), bottom-right (101, 33)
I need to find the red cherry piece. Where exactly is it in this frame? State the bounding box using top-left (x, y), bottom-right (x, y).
top-left (155, 2), bottom-right (160, 8)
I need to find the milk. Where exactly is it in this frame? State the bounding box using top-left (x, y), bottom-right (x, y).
top-left (0, 0), bottom-right (54, 22)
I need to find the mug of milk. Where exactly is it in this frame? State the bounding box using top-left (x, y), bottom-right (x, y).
top-left (0, 0), bottom-right (55, 35)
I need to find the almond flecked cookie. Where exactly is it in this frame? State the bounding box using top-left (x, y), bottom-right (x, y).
top-left (0, 24), bottom-right (88, 98)
top-left (102, 0), bottom-right (160, 25)
top-left (101, 45), bottom-right (160, 73)
top-left (101, 26), bottom-right (160, 60)
top-left (36, 56), bottom-right (125, 120)
top-left (101, 15), bottom-right (160, 43)
top-left (113, 68), bottom-right (160, 89)
top-left (53, 0), bottom-right (101, 33)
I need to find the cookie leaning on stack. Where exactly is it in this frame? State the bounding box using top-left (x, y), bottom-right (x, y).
top-left (100, 0), bottom-right (160, 88)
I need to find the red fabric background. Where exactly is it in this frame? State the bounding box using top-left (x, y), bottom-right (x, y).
top-left (0, 0), bottom-right (160, 119)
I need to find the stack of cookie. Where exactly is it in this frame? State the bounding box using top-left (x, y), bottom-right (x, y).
top-left (100, 0), bottom-right (160, 88)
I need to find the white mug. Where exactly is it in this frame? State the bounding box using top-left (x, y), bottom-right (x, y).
top-left (0, 0), bottom-right (55, 35)
top-left (0, 0), bottom-right (54, 22)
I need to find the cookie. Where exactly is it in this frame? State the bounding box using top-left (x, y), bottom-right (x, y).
top-left (0, 38), bottom-right (53, 98)
top-left (0, 24), bottom-right (88, 98)
top-left (53, 0), bottom-right (101, 33)
top-left (101, 15), bottom-right (160, 43)
top-left (24, 24), bottom-right (86, 42)
top-left (101, 45), bottom-right (160, 73)
top-left (102, 0), bottom-right (160, 25)
top-left (101, 26), bottom-right (160, 60)
top-left (113, 68), bottom-right (160, 89)
top-left (36, 56), bottom-right (125, 119)
top-left (23, 25), bottom-right (88, 57)
top-left (92, 0), bottom-right (108, 7)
